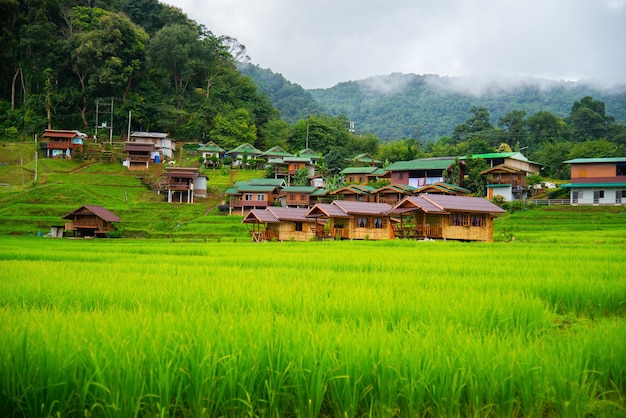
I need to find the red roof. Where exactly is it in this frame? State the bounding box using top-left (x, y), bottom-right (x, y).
top-left (42, 129), bottom-right (86, 139)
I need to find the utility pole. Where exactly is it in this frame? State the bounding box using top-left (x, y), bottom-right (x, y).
top-left (34, 134), bottom-right (38, 184)
top-left (95, 97), bottom-right (114, 144)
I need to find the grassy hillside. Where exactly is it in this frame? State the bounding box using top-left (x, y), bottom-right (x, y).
top-left (0, 142), bottom-right (264, 240)
top-left (1, 142), bottom-right (625, 242)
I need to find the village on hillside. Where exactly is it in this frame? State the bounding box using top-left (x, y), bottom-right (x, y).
top-left (40, 129), bottom-right (626, 242)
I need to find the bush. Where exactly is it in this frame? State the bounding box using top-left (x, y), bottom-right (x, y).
top-left (504, 200), bottom-right (529, 213)
top-left (491, 195), bottom-right (506, 204)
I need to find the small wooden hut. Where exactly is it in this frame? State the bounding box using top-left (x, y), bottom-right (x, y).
top-left (242, 207), bottom-right (318, 242)
top-left (62, 205), bottom-right (120, 237)
top-left (392, 194), bottom-right (505, 242)
top-left (305, 200), bottom-right (394, 240)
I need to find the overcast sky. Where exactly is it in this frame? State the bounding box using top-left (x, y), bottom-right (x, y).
top-left (163, 0), bottom-right (626, 90)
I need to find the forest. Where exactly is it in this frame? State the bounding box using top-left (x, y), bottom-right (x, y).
top-left (1, 0), bottom-right (626, 182)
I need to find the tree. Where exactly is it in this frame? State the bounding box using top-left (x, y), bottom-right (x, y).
top-left (568, 96), bottom-right (611, 142)
top-left (498, 110), bottom-right (527, 148)
top-left (292, 167), bottom-right (310, 186)
top-left (525, 111), bottom-right (570, 150)
top-left (209, 108), bottom-right (257, 150)
top-left (147, 24), bottom-right (199, 107)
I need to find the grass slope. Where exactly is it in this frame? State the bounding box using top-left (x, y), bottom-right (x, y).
top-left (0, 142), bottom-right (265, 239)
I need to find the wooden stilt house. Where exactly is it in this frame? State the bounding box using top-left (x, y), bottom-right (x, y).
top-left (242, 207), bottom-right (318, 242)
top-left (392, 194), bottom-right (505, 242)
top-left (305, 201), bottom-right (394, 240)
top-left (62, 205), bottom-right (120, 238)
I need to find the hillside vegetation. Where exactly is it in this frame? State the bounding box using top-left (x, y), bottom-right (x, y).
top-left (0, 142), bottom-right (264, 240)
top-left (1, 141), bottom-right (625, 243)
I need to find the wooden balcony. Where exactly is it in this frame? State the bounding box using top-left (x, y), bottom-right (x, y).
top-left (394, 225), bottom-right (443, 239)
top-left (230, 198), bottom-right (270, 208)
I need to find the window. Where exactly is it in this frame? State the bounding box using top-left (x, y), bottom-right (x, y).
top-left (357, 217), bottom-right (368, 228)
top-left (244, 194), bottom-right (253, 201)
top-left (617, 164), bottom-right (626, 176)
top-left (452, 213), bottom-right (463, 226)
top-left (462, 213), bottom-right (470, 226)
top-left (470, 215), bottom-right (487, 227)
top-left (294, 222), bottom-right (303, 232)
top-left (257, 194), bottom-right (265, 201)
top-left (373, 218), bottom-right (383, 228)
top-left (616, 191), bottom-right (622, 204)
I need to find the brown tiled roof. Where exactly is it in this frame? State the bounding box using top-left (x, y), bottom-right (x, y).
top-left (332, 200), bottom-right (392, 215)
top-left (243, 209), bottom-right (279, 223)
top-left (62, 205), bottom-right (121, 222)
top-left (480, 164), bottom-right (526, 175)
top-left (424, 194), bottom-right (505, 213)
top-left (267, 207), bottom-right (313, 222)
top-left (394, 196), bottom-right (447, 213)
top-left (305, 203), bottom-right (351, 218)
top-left (393, 195), bottom-right (505, 214)
top-left (124, 142), bottom-right (154, 152)
top-left (163, 167), bottom-right (199, 178)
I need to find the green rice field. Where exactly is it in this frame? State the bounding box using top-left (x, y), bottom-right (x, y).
top-left (1, 233), bottom-right (625, 417)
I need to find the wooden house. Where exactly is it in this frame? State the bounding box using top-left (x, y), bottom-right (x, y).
top-left (198, 141), bottom-right (225, 168)
top-left (392, 194), bottom-right (505, 242)
top-left (351, 153), bottom-right (383, 167)
top-left (129, 132), bottom-right (175, 159)
top-left (297, 148), bottom-right (321, 165)
top-left (415, 182), bottom-right (471, 196)
top-left (226, 143), bottom-right (264, 168)
top-left (40, 129), bottom-right (86, 159)
top-left (340, 167), bottom-right (389, 185)
top-left (385, 157), bottom-right (456, 187)
top-left (226, 178), bottom-right (285, 215)
top-left (62, 205), bottom-right (120, 238)
top-left (461, 152), bottom-right (542, 173)
top-left (278, 186), bottom-right (327, 208)
top-left (242, 207), bottom-right (318, 242)
top-left (123, 142), bottom-right (155, 170)
top-left (562, 157), bottom-right (626, 204)
top-left (481, 164), bottom-right (530, 201)
top-left (162, 167), bottom-right (202, 203)
top-left (373, 184), bottom-right (417, 205)
top-left (328, 185), bottom-right (376, 202)
top-left (305, 200), bottom-right (394, 240)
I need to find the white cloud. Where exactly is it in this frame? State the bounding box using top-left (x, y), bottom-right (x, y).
top-left (163, 0), bottom-right (626, 89)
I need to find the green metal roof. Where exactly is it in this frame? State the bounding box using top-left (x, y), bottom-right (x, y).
top-left (459, 152), bottom-right (525, 160)
top-left (563, 157), bottom-right (626, 164)
top-left (561, 182), bottom-right (626, 188)
top-left (263, 146), bottom-right (293, 157)
top-left (197, 141), bottom-right (224, 152)
top-left (485, 184), bottom-right (511, 188)
top-left (232, 185), bottom-right (278, 192)
top-left (281, 186), bottom-right (318, 193)
top-left (385, 157), bottom-right (456, 171)
top-left (340, 167), bottom-right (380, 175)
top-left (226, 143), bottom-right (263, 155)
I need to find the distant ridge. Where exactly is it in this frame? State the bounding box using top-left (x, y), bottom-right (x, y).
top-left (240, 65), bottom-right (626, 142)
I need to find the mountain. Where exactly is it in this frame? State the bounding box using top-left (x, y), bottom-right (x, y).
top-left (240, 67), bottom-right (626, 142)
top-left (237, 63), bottom-right (325, 123)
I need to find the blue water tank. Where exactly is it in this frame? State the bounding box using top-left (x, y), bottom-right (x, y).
top-left (154, 155), bottom-right (160, 163)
